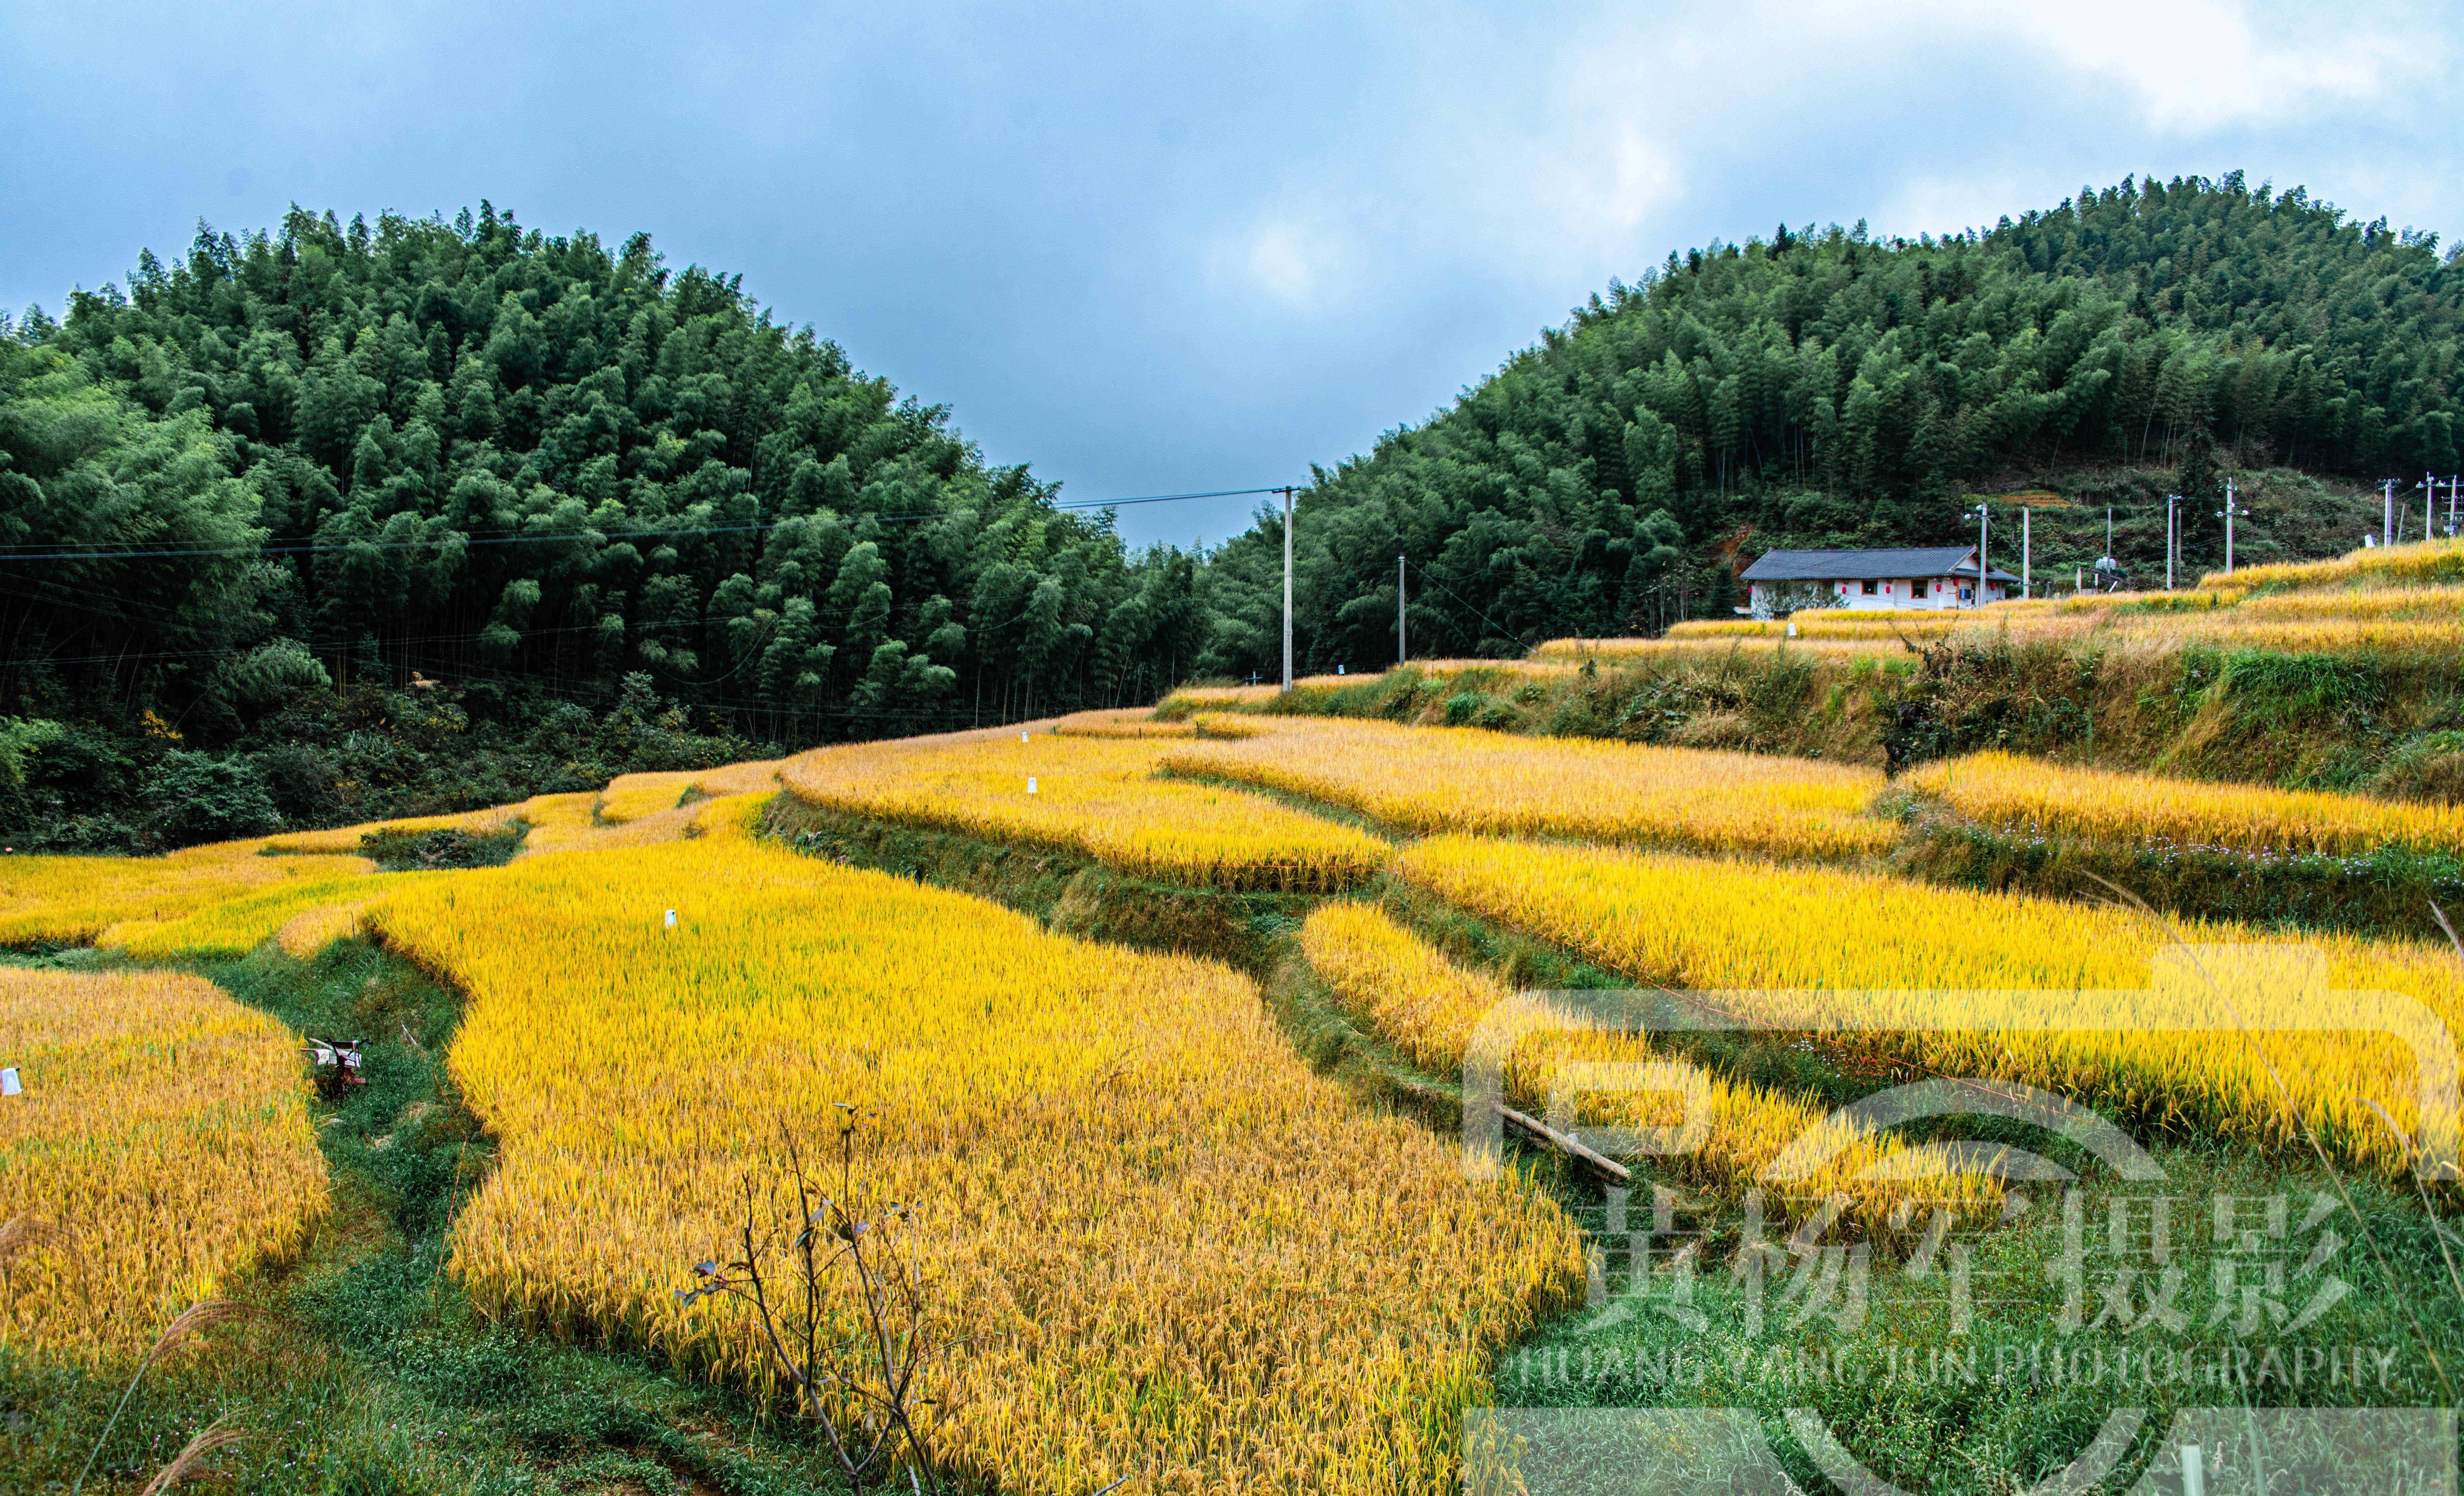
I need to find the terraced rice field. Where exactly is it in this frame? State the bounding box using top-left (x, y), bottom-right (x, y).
top-left (1393, 834), bottom-right (2464, 1181)
top-left (0, 968), bottom-right (326, 1361)
top-left (8, 686), bottom-right (2462, 1490)
top-left (779, 728), bottom-right (1388, 890)
top-left (1300, 904), bottom-right (1996, 1219)
top-left (0, 842), bottom-right (376, 947)
top-left (1908, 750), bottom-right (2464, 858)
top-left (369, 825), bottom-right (1579, 1495)
top-left (1162, 715), bottom-right (1897, 860)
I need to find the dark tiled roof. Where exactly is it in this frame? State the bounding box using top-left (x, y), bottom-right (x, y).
top-left (1742, 547), bottom-right (2018, 583)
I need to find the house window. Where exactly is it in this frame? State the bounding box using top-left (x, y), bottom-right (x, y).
top-left (1859, 579), bottom-right (1878, 595)
top-left (1911, 579), bottom-right (1929, 598)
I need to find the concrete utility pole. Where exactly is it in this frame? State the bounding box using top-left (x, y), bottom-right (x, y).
top-left (2165, 494), bottom-right (2178, 589)
top-left (2424, 473), bottom-right (2440, 542)
top-left (1396, 555), bottom-right (1407, 665)
top-left (2220, 477), bottom-right (2249, 574)
top-left (1280, 486), bottom-right (1295, 692)
top-left (2021, 506), bottom-right (2031, 599)
top-left (2384, 478), bottom-right (2398, 546)
top-left (1970, 501), bottom-right (1990, 605)
top-left (2449, 474), bottom-right (2462, 538)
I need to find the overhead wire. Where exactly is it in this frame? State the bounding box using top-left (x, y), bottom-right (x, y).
top-left (0, 486), bottom-right (1293, 565)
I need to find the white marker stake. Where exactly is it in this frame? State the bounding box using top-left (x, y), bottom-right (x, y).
top-left (1, 1067), bottom-right (20, 1096)
top-left (1027, 777), bottom-right (1038, 795)
top-left (1020, 731), bottom-right (1029, 742)
top-left (2181, 1445), bottom-right (2205, 1496)
top-left (664, 910), bottom-right (677, 930)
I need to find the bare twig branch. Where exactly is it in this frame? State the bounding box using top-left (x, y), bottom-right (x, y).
top-left (681, 1104), bottom-right (948, 1495)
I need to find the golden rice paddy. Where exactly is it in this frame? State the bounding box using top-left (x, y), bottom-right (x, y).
top-left (1164, 683), bottom-right (1281, 706)
top-left (0, 842), bottom-right (375, 948)
top-left (1161, 715), bottom-right (1896, 860)
top-left (367, 833), bottom-right (1579, 1495)
top-left (273, 899), bottom-right (378, 959)
top-left (2236, 584), bottom-right (2464, 620)
top-left (16, 658), bottom-right (2464, 1485)
top-left (1531, 633), bottom-right (1922, 660)
top-left (1300, 904), bottom-right (1993, 1218)
top-left (0, 967), bottom-right (326, 1362)
top-left (1394, 834), bottom-right (2464, 1180)
top-left (1051, 707), bottom-right (1197, 738)
top-left (1909, 749), bottom-right (2464, 857)
top-left (2202, 535), bottom-right (2464, 594)
top-left (104, 870), bottom-right (443, 961)
top-left (593, 759), bottom-right (787, 824)
top-left (257, 806), bottom-right (514, 854)
top-left (779, 730), bottom-right (1388, 890)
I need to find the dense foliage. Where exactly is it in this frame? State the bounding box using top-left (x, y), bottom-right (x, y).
top-left (1197, 173), bottom-right (2461, 674)
top-left (8, 176), bottom-right (2459, 839)
top-left (0, 205), bottom-right (1202, 845)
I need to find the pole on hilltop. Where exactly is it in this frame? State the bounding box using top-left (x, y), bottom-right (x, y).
top-left (1280, 486), bottom-right (1295, 692)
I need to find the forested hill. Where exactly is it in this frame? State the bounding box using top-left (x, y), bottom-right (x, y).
top-left (0, 205), bottom-right (1202, 847)
top-left (1196, 173), bottom-right (2462, 675)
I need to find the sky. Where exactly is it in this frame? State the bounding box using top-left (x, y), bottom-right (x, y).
top-left (4, 0), bottom-right (2459, 549)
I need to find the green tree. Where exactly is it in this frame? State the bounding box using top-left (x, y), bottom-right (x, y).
top-left (12, 203), bottom-right (1199, 754)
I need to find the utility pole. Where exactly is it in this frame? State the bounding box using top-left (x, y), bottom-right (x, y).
top-left (1396, 555), bottom-right (1408, 665)
top-left (2423, 472), bottom-right (2439, 542)
top-left (1280, 486), bottom-right (1295, 691)
top-left (2021, 506), bottom-right (2031, 599)
top-left (2449, 474), bottom-right (2461, 538)
top-left (2219, 477), bottom-right (2248, 574)
top-left (2165, 494), bottom-right (2178, 589)
top-left (2384, 478), bottom-right (2397, 546)
top-left (1969, 501), bottom-right (1990, 605)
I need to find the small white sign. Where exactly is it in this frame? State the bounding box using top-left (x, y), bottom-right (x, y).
top-left (1, 1067), bottom-right (20, 1096)
top-left (1026, 777), bottom-right (1038, 795)
top-left (1020, 730), bottom-right (1029, 742)
top-left (664, 909), bottom-right (677, 929)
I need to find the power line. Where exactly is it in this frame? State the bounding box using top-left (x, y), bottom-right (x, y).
top-left (0, 486), bottom-right (1295, 565)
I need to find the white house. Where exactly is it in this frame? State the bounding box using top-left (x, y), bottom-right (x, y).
top-left (1738, 546), bottom-right (2020, 618)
